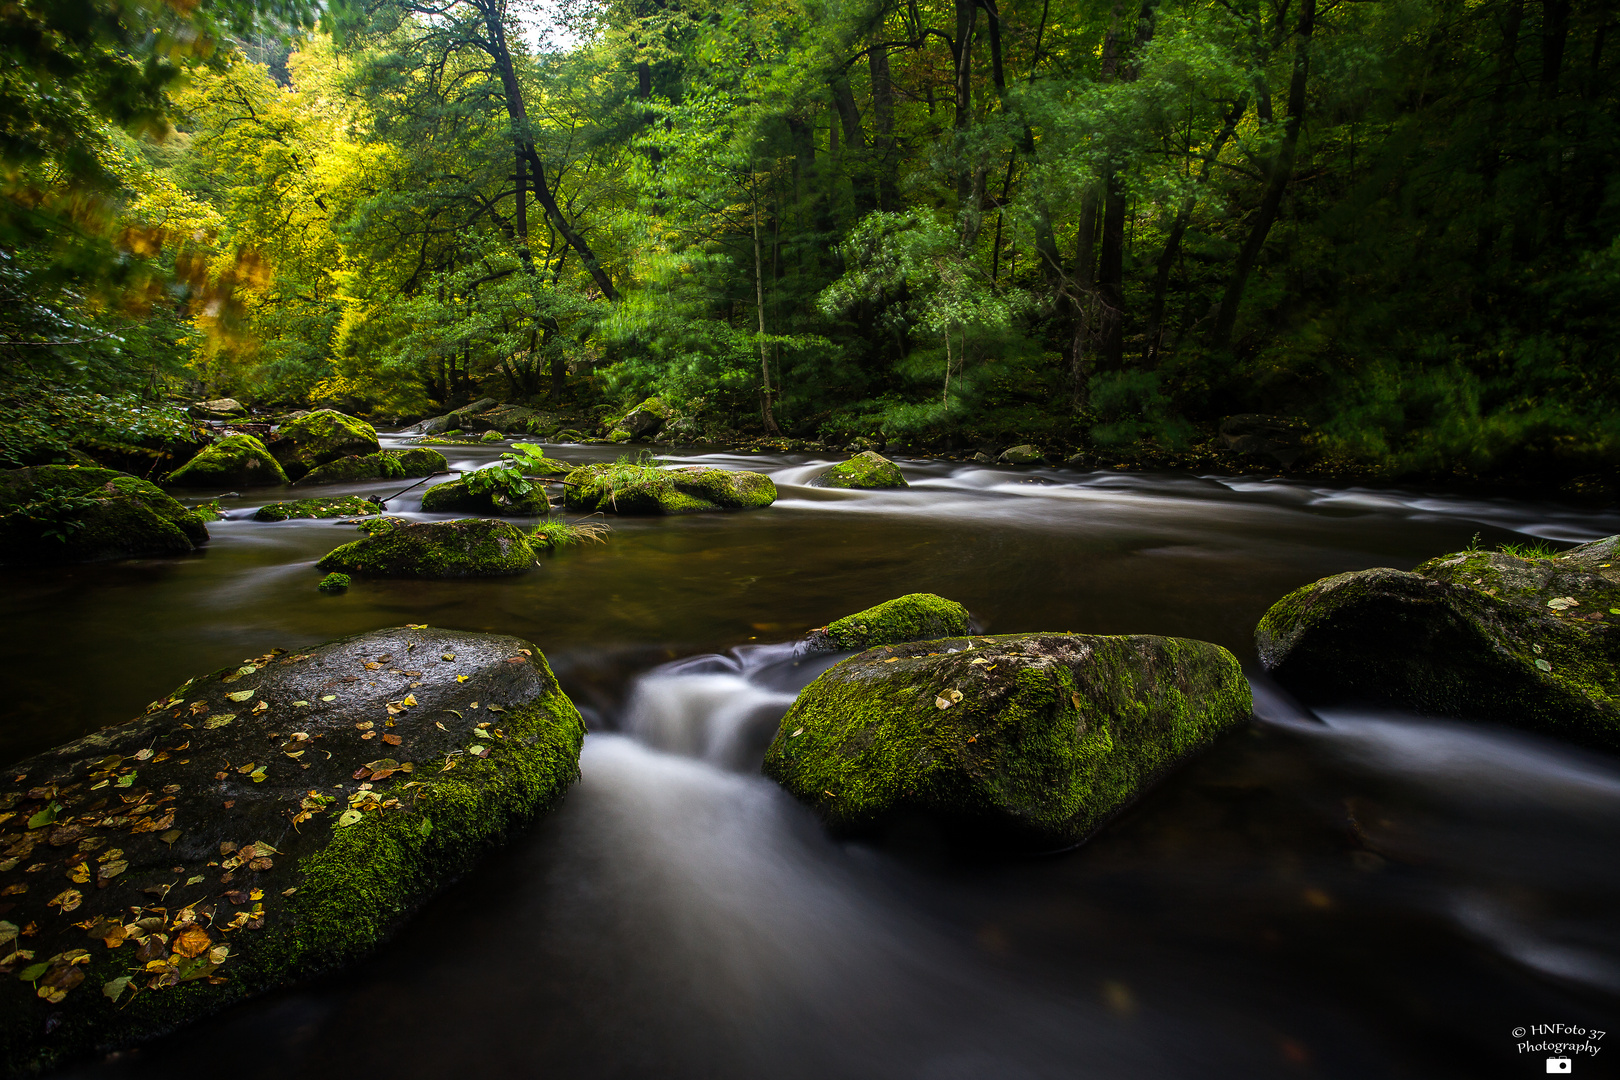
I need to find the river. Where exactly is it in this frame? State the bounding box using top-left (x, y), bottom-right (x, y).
top-left (3, 440), bottom-right (1617, 1078)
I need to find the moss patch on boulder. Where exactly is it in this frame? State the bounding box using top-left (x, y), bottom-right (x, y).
top-left (810, 451), bottom-right (907, 490)
top-left (254, 496), bottom-right (379, 522)
top-left (292, 448), bottom-right (448, 487)
top-left (0, 627), bottom-right (584, 1076)
top-left (420, 478), bottom-right (549, 516)
top-left (165, 434), bottom-right (288, 488)
top-left (0, 466), bottom-right (210, 564)
top-left (564, 461), bottom-right (775, 515)
top-left (317, 571), bottom-right (351, 590)
top-left (317, 518), bottom-right (538, 578)
top-left (1256, 536), bottom-right (1620, 752)
top-left (270, 411), bottom-right (380, 480)
top-left (805, 593), bottom-right (971, 651)
top-left (764, 632), bottom-right (1250, 849)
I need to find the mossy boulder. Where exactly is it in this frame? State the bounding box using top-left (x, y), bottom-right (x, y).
top-left (270, 411), bottom-right (380, 480)
top-left (805, 593), bottom-right (971, 652)
top-left (1256, 536), bottom-right (1620, 752)
top-left (564, 462), bottom-right (776, 515)
top-left (292, 448), bottom-right (449, 487)
top-left (317, 518), bottom-right (538, 578)
top-left (810, 451), bottom-right (907, 490)
top-left (0, 466), bottom-right (210, 565)
top-left (317, 572), bottom-right (351, 591)
top-left (0, 626), bottom-right (584, 1075)
top-left (254, 496), bottom-right (380, 522)
top-left (618, 398), bottom-right (671, 440)
top-left (419, 479), bottom-right (550, 516)
top-left (165, 434), bottom-right (288, 488)
top-left (998, 444), bottom-right (1043, 464)
top-left (188, 398), bottom-right (245, 420)
top-left (764, 632), bottom-right (1250, 849)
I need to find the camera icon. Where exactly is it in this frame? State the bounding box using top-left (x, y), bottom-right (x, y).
top-left (1547, 1058), bottom-right (1573, 1074)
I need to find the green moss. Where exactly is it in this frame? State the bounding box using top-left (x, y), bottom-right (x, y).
top-left (0, 465), bottom-right (210, 563)
top-left (255, 496), bottom-right (379, 522)
top-left (318, 571), bottom-right (352, 591)
top-left (272, 410), bottom-right (380, 479)
top-left (763, 632), bottom-right (1250, 848)
top-left (166, 434), bottom-right (288, 487)
top-left (480, 431), bottom-right (505, 443)
top-left (317, 518), bottom-right (538, 578)
top-left (812, 451), bottom-right (908, 490)
top-left (564, 461), bottom-right (777, 515)
top-left (818, 593), bottom-right (972, 650)
top-left (1257, 535), bottom-right (1620, 751)
top-left (420, 478), bottom-right (549, 516)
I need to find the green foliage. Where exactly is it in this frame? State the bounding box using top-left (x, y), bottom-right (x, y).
top-left (460, 443), bottom-right (553, 503)
top-left (530, 516), bottom-right (610, 549)
top-left (0, 383), bottom-right (197, 468)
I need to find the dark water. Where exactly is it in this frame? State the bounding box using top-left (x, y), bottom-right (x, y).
top-left (4, 440), bottom-right (1618, 1079)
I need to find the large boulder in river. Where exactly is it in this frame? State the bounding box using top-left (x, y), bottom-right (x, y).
top-left (0, 466), bottom-right (210, 564)
top-left (420, 478), bottom-right (550, 516)
top-left (270, 410), bottom-right (379, 480)
top-left (1256, 536), bottom-right (1620, 752)
top-left (810, 451), bottom-right (907, 490)
top-left (614, 397), bottom-right (671, 441)
top-left (0, 626), bottom-right (584, 1075)
top-left (803, 593), bottom-right (970, 652)
top-left (565, 462), bottom-right (775, 515)
top-left (764, 633), bottom-right (1250, 849)
top-left (317, 518), bottom-right (538, 578)
top-left (292, 448), bottom-right (448, 487)
top-left (166, 434), bottom-right (288, 488)
top-left (253, 495), bottom-right (380, 522)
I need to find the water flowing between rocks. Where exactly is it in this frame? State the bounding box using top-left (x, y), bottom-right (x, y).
top-left (4, 441), bottom-right (1617, 1078)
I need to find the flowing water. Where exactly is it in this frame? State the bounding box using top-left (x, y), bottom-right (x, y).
top-left (4, 440), bottom-right (1618, 1078)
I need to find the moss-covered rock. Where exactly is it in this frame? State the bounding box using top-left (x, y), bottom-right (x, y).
top-left (618, 397), bottom-right (671, 440)
top-left (317, 571), bottom-right (351, 590)
top-left (291, 448), bottom-right (449, 487)
top-left (419, 478), bottom-right (550, 516)
top-left (804, 593), bottom-right (971, 652)
top-left (0, 626), bottom-right (584, 1076)
top-left (998, 444), bottom-right (1043, 464)
top-left (564, 462), bottom-right (776, 515)
top-left (165, 434), bottom-right (288, 488)
top-left (0, 466), bottom-right (210, 564)
top-left (810, 451), bottom-right (908, 490)
top-left (270, 410), bottom-right (380, 480)
top-left (764, 632), bottom-right (1250, 849)
top-left (254, 496), bottom-right (380, 522)
top-left (1256, 536), bottom-right (1620, 752)
top-left (317, 518), bottom-right (538, 578)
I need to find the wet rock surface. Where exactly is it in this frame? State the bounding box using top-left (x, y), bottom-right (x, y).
top-left (765, 632), bottom-right (1251, 850)
top-left (269, 412), bottom-right (380, 481)
top-left (291, 448), bottom-right (448, 487)
top-left (317, 518), bottom-right (539, 578)
top-left (419, 479), bottom-right (551, 516)
top-left (0, 626), bottom-right (584, 1076)
top-left (165, 435), bottom-right (288, 488)
top-left (253, 496), bottom-right (381, 522)
top-left (0, 466), bottom-right (209, 564)
top-left (1257, 535), bottom-right (1620, 752)
top-left (564, 463), bottom-right (775, 515)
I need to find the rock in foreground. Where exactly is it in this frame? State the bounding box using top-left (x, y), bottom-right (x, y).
top-left (166, 434), bottom-right (288, 488)
top-left (0, 626), bottom-right (585, 1075)
top-left (1256, 536), bottom-right (1620, 752)
top-left (317, 518), bottom-right (537, 578)
top-left (803, 593), bottom-right (970, 651)
top-left (564, 463), bottom-right (775, 515)
top-left (764, 633), bottom-right (1250, 849)
top-left (810, 451), bottom-right (907, 490)
top-left (0, 466), bottom-right (210, 564)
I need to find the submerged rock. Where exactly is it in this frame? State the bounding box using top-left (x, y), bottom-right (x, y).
top-left (254, 496), bottom-right (380, 522)
top-left (419, 478), bottom-right (550, 516)
top-left (804, 593), bottom-right (971, 652)
top-left (564, 462), bottom-right (775, 515)
top-left (292, 448), bottom-right (448, 487)
top-left (317, 518), bottom-right (538, 578)
top-left (0, 466), bottom-right (210, 564)
top-left (270, 411), bottom-right (380, 480)
top-left (0, 626), bottom-right (584, 1075)
top-left (810, 451), bottom-right (907, 490)
top-left (764, 632), bottom-right (1250, 849)
top-left (166, 434), bottom-right (288, 488)
top-left (1256, 536), bottom-right (1620, 752)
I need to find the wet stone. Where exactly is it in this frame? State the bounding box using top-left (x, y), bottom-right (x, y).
top-left (0, 626), bottom-right (584, 1075)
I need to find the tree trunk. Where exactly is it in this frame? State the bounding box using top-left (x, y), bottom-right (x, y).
top-left (1208, 0), bottom-right (1317, 349)
top-left (869, 45), bottom-right (897, 209)
top-left (752, 172), bottom-right (782, 436)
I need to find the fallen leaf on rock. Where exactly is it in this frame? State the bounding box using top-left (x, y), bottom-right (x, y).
top-left (133, 748), bottom-right (154, 762)
top-left (103, 975), bottom-right (132, 1002)
top-left (18, 961), bottom-right (50, 982)
top-left (248, 857), bottom-right (272, 871)
top-left (382, 733), bottom-right (402, 746)
top-left (203, 715), bottom-right (235, 729)
top-left (1536, 658), bottom-right (1553, 671)
top-left (66, 862), bottom-right (90, 885)
top-left (336, 809), bottom-right (363, 827)
top-left (935, 689), bottom-right (964, 710)
top-left (252, 701), bottom-right (270, 715)
top-left (441, 653), bottom-right (455, 661)
top-left (226, 690), bottom-right (256, 703)
top-left (281, 887), bottom-right (297, 897)
top-left (171, 926), bottom-right (212, 959)
top-left (355, 721), bottom-right (373, 731)
top-left (48, 888), bottom-right (83, 912)
top-left (321, 695), bottom-right (336, 702)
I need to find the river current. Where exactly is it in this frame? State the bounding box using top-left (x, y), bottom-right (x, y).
top-left (3, 440), bottom-right (1617, 1078)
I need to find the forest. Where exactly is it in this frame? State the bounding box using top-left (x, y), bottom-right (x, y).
top-left (3, 0), bottom-right (1618, 492)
